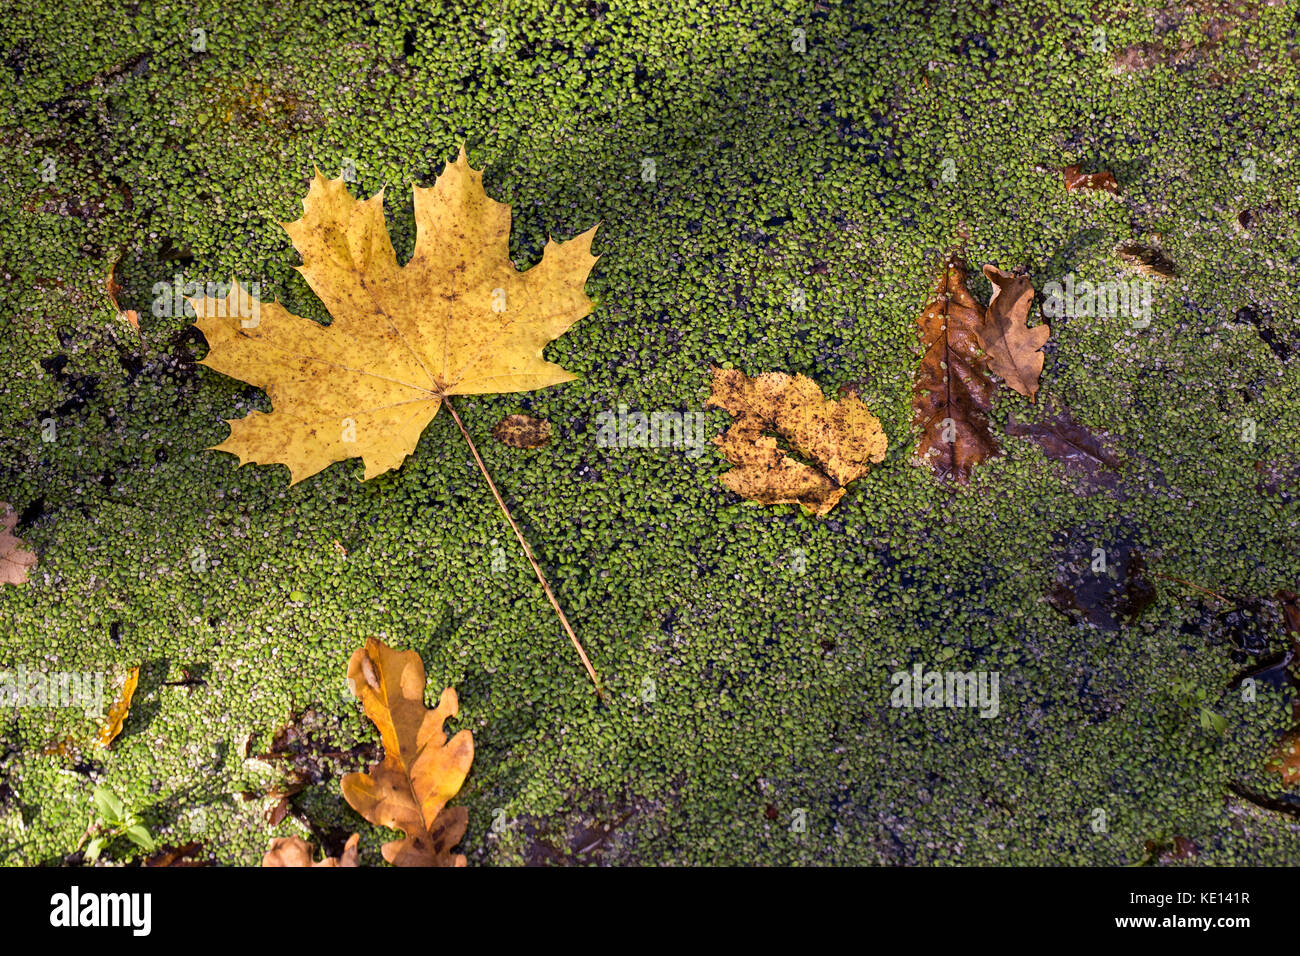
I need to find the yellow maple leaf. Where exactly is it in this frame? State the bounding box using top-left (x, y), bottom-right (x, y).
top-left (192, 146), bottom-right (599, 485)
top-left (340, 639), bottom-right (473, 867)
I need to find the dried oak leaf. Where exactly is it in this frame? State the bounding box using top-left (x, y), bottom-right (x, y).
top-left (913, 255), bottom-right (998, 483)
top-left (1062, 164), bottom-right (1119, 194)
top-left (492, 413), bottom-right (551, 448)
top-left (0, 504), bottom-right (37, 585)
top-left (340, 638), bottom-right (473, 867)
top-left (262, 833), bottom-right (360, 867)
top-left (95, 666), bottom-right (139, 749)
top-left (978, 266), bottom-right (1049, 401)
top-left (706, 369), bottom-right (886, 516)
top-left (192, 146), bottom-right (599, 484)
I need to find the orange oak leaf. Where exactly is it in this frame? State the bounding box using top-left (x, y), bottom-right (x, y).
top-left (978, 266), bottom-right (1050, 401)
top-left (912, 255), bottom-right (998, 482)
top-left (340, 639), bottom-right (473, 867)
top-left (262, 833), bottom-right (360, 867)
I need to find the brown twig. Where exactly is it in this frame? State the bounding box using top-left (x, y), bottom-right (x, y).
top-left (443, 397), bottom-right (602, 697)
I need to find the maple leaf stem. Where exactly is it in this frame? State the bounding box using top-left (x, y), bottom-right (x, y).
top-left (442, 397), bottom-right (603, 697)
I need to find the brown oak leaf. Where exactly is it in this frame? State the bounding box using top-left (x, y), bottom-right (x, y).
top-left (978, 266), bottom-right (1050, 401)
top-left (913, 255), bottom-right (998, 482)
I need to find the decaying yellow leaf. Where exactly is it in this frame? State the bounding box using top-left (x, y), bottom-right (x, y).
top-left (707, 369), bottom-right (887, 516)
top-left (262, 833), bottom-right (359, 867)
top-left (978, 266), bottom-right (1050, 401)
top-left (492, 413), bottom-right (552, 448)
top-left (340, 639), bottom-right (473, 867)
top-left (192, 146), bottom-right (599, 484)
top-left (0, 503), bottom-right (37, 586)
top-left (95, 667), bottom-right (139, 749)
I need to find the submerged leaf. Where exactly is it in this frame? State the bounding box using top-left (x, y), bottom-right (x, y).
top-left (0, 503), bottom-right (37, 586)
top-left (1062, 164), bottom-right (1119, 194)
top-left (340, 639), bottom-right (473, 867)
top-left (707, 369), bottom-right (887, 516)
top-left (1114, 241), bottom-right (1177, 279)
top-left (492, 413), bottom-right (552, 448)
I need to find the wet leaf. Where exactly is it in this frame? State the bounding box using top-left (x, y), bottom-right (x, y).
top-left (1062, 164), bottom-right (1119, 194)
top-left (707, 368), bottom-right (887, 516)
top-left (95, 667), bottom-right (139, 749)
top-left (340, 639), bottom-right (473, 867)
top-left (978, 266), bottom-right (1050, 401)
top-left (492, 413), bottom-right (552, 448)
top-left (1006, 408), bottom-right (1120, 487)
top-left (0, 503), bottom-right (37, 585)
top-left (913, 254), bottom-right (998, 483)
top-left (193, 146), bottom-right (599, 485)
top-left (262, 833), bottom-right (360, 867)
top-left (1114, 241), bottom-right (1177, 279)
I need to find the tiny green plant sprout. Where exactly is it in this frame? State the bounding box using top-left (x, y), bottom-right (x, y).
top-left (80, 786), bottom-right (155, 863)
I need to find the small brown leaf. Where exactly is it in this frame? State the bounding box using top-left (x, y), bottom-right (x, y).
top-left (145, 842), bottom-right (207, 867)
top-left (913, 254), bottom-right (998, 483)
top-left (1114, 241), bottom-right (1177, 279)
top-left (707, 369), bottom-right (887, 516)
top-left (0, 503), bottom-right (37, 586)
top-left (95, 667), bottom-right (140, 749)
top-left (262, 833), bottom-right (360, 867)
top-left (492, 413), bottom-right (552, 449)
top-left (978, 266), bottom-right (1050, 401)
top-left (105, 256), bottom-right (141, 332)
top-left (1062, 164), bottom-right (1119, 194)
top-left (340, 639), bottom-right (473, 867)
